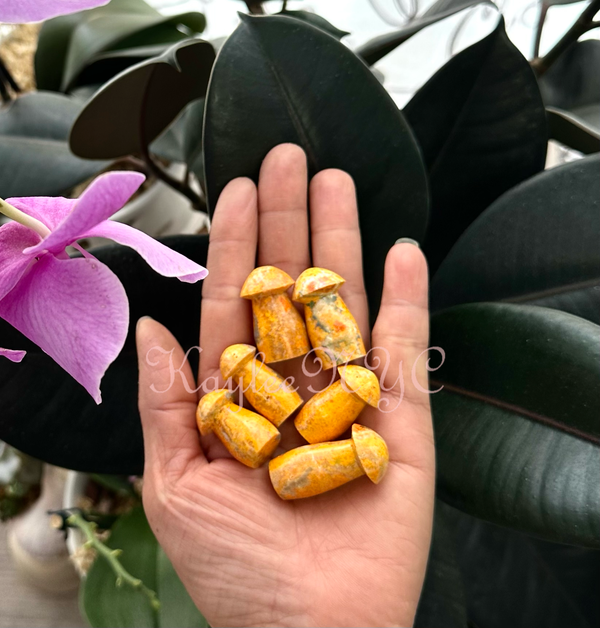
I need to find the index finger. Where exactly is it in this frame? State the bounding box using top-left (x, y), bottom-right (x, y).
top-left (199, 178), bottom-right (258, 386)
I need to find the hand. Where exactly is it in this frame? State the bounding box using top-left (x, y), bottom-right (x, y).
top-left (137, 144), bottom-right (435, 628)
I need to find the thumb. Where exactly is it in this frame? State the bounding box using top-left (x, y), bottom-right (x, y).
top-left (136, 316), bottom-right (205, 482)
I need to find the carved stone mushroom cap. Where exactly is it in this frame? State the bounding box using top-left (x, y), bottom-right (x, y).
top-left (220, 344), bottom-right (257, 380)
top-left (351, 424), bottom-right (389, 484)
top-left (240, 266), bottom-right (295, 299)
top-left (340, 365), bottom-right (381, 407)
top-left (196, 389), bottom-right (234, 435)
top-left (292, 267), bottom-right (345, 303)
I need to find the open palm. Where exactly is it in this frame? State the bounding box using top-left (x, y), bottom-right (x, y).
top-left (137, 144), bottom-right (435, 627)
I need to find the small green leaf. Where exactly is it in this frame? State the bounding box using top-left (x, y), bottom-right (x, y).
top-left (82, 507), bottom-right (159, 628)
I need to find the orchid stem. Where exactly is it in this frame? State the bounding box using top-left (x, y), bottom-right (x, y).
top-left (65, 512), bottom-right (161, 612)
top-left (0, 198), bottom-right (51, 238)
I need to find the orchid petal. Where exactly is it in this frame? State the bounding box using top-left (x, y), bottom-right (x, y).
top-left (0, 222), bottom-right (39, 300)
top-left (25, 171), bottom-right (145, 257)
top-left (0, 0), bottom-right (109, 23)
top-left (0, 255), bottom-right (128, 403)
top-left (7, 196), bottom-right (76, 231)
top-left (0, 348), bottom-right (26, 363)
top-left (82, 221), bottom-right (208, 283)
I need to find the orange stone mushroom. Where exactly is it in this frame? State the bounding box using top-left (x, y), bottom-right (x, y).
top-left (220, 344), bottom-right (304, 427)
top-left (241, 266), bottom-right (310, 363)
top-left (294, 365), bottom-right (380, 443)
top-left (269, 424), bottom-right (389, 500)
top-left (196, 389), bottom-right (280, 468)
top-left (292, 267), bottom-right (366, 369)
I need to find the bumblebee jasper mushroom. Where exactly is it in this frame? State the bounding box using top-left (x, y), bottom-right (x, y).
top-left (196, 389), bottom-right (280, 468)
top-left (292, 267), bottom-right (366, 369)
top-left (295, 365), bottom-right (380, 443)
top-left (269, 424), bottom-right (389, 500)
top-left (241, 266), bottom-right (310, 363)
top-left (220, 344), bottom-right (304, 427)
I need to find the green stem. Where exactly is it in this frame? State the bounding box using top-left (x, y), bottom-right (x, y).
top-left (0, 198), bottom-right (51, 238)
top-left (66, 513), bottom-right (160, 612)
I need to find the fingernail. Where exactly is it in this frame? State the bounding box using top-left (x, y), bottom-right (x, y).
top-left (395, 238), bottom-right (420, 248)
top-left (136, 316), bottom-right (154, 332)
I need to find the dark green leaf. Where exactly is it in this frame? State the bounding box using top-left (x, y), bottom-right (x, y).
top-left (357, 0), bottom-right (493, 65)
top-left (540, 40), bottom-right (600, 153)
top-left (74, 44), bottom-right (172, 91)
top-left (34, 0), bottom-right (205, 92)
top-left (0, 235), bottom-right (208, 474)
top-left (152, 98), bottom-right (205, 186)
top-left (431, 154), bottom-right (600, 323)
top-left (414, 503), bottom-right (467, 628)
top-left (157, 548), bottom-right (208, 628)
top-left (447, 504), bottom-right (600, 627)
top-left (204, 14), bottom-right (428, 317)
top-left (82, 507), bottom-right (158, 628)
top-left (430, 303), bottom-right (600, 547)
top-left (70, 39), bottom-right (214, 160)
top-left (404, 19), bottom-right (548, 271)
top-left (0, 92), bottom-right (108, 197)
top-left (279, 9), bottom-right (349, 40)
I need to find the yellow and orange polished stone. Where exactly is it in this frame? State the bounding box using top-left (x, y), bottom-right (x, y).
top-left (292, 267), bottom-right (366, 369)
top-left (220, 344), bottom-right (304, 427)
top-left (196, 389), bottom-right (280, 469)
top-left (269, 424), bottom-right (389, 500)
top-left (241, 266), bottom-right (310, 363)
top-left (295, 365), bottom-right (380, 443)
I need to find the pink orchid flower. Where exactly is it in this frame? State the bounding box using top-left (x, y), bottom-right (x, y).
top-left (0, 0), bottom-right (109, 23)
top-left (0, 347), bottom-right (26, 362)
top-left (0, 171), bottom-right (207, 403)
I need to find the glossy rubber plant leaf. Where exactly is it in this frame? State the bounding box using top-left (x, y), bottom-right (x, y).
top-left (279, 9), bottom-right (349, 40)
top-left (448, 505), bottom-right (600, 627)
top-left (70, 39), bottom-right (215, 160)
top-left (72, 44), bottom-right (172, 92)
top-left (357, 0), bottom-right (494, 65)
top-left (404, 18), bottom-right (547, 272)
top-left (82, 506), bottom-right (208, 628)
top-left (151, 98), bottom-right (205, 187)
top-left (34, 0), bottom-right (205, 92)
top-left (0, 235), bottom-right (208, 474)
top-left (540, 40), bottom-right (600, 154)
top-left (430, 302), bottom-right (600, 547)
top-left (204, 14), bottom-right (428, 317)
top-left (431, 154), bottom-right (600, 323)
top-left (0, 92), bottom-right (108, 198)
top-left (414, 502), bottom-right (468, 628)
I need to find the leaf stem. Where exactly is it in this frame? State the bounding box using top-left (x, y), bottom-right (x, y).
top-left (140, 146), bottom-right (206, 211)
top-left (531, 0), bottom-right (600, 76)
top-left (0, 198), bottom-right (51, 238)
top-left (66, 512), bottom-right (160, 612)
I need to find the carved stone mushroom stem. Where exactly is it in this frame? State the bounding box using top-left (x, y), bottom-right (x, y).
top-left (196, 389), bottom-right (280, 468)
top-left (292, 267), bottom-right (366, 369)
top-left (220, 344), bottom-right (303, 427)
top-left (269, 424), bottom-right (389, 500)
top-left (241, 266), bottom-right (310, 363)
top-left (294, 365), bottom-right (380, 443)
